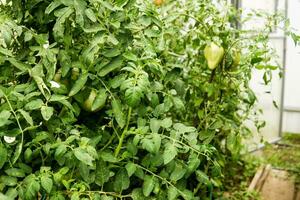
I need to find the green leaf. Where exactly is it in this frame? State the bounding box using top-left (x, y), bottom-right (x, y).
top-left (131, 188), bottom-right (145, 200)
top-left (113, 169), bottom-right (130, 192)
top-left (41, 106), bottom-right (54, 121)
top-left (173, 123), bottom-right (196, 133)
top-left (5, 168), bottom-right (25, 178)
top-left (53, 7), bottom-right (74, 40)
top-left (98, 57), bottom-right (123, 77)
top-left (163, 143), bottom-right (177, 164)
top-left (161, 118), bottom-right (172, 129)
top-left (41, 175), bottom-right (53, 193)
top-left (111, 99), bottom-right (126, 128)
top-left (91, 89), bottom-right (107, 111)
top-left (143, 175), bottom-right (155, 197)
top-left (168, 186), bottom-right (178, 200)
top-left (125, 162), bottom-right (136, 177)
top-left (50, 95), bottom-right (75, 112)
top-left (69, 72), bottom-right (89, 96)
top-left (70, 192), bottom-right (80, 200)
top-left (7, 58), bottom-right (30, 72)
top-left (181, 189), bottom-right (194, 200)
top-left (95, 160), bottom-right (110, 186)
top-left (103, 48), bottom-right (121, 58)
top-left (73, 148), bottom-right (95, 166)
top-left (100, 152), bottom-right (118, 163)
top-left (100, 196), bottom-right (113, 200)
top-left (150, 118), bottom-right (161, 133)
top-left (196, 170), bottom-right (210, 185)
top-left (25, 99), bottom-right (44, 110)
top-left (45, 0), bottom-right (62, 14)
top-left (125, 86), bottom-right (143, 107)
top-left (25, 179), bottom-right (40, 200)
top-left (0, 176), bottom-right (18, 186)
top-left (18, 109), bottom-right (33, 126)
top-left (0, 110), bottom-right (11, 127)
top-left (123, 52), bottom-right (137, 61)
top-left (141, 134), bottom-right (161, 154)
top-left (12, 143), bottom-right (22, 164)
top-left (74, 0), bottom-right (87, 26)
top-left (0, 144), bottom-right (8, 169)
top-left (85, 8), bottom-right (97, 22)
top-left (170, 163), bottom-right (187, 182)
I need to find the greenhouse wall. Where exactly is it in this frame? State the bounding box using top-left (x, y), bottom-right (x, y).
top-left (241, 0), bottom-right (300, 145)
top-left (282, 0), bottom-right (300, 134)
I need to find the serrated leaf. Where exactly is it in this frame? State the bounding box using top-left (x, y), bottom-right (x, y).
top-left (45, 0), bottom-right (62, 14)
top-left (68, 72), bottom-right (89, 96)
top-left (41, 175), bottom-right (53, 193)
top-left (196, 170), bottom-right (210, 185)
top-left (25, 179), bottom-right (40, 199)
top-left (143, 175), bottom-right (155, 197)
top-left (0, 144), bottom-right (7, 169)
top-left (7, 58), bottom-right (30, 72)
top-left (95, 160), bottom-right (110, 186)
top-left (125, 87), bottom-right (143, 107)
top-left (25, 99), bottom-right (44, 110)
top-left (0, 176), bottom-right (17, 186)
top-left (0, 110), bottom-right (11, 127)
top-left (161, 118), bottom-right (172, 129)
top-left (113, 169), bottom-right (130, 192)
top-left (131, 188), bottom-right (145, 200)
top-left (18, 109), bottom-right (33, 126)
top-left (41, 106), bottom-right (54, 121)
top-left (91, 89), bottom-right (107, 111)
top-left (150, 118), bottom-right (160, 133)
top-left (123, 52), bottom-right (137, 61)
top-left (5, 168), bottom-right (25, 178)
top-left (100, 152), bottom-right (118, 163)
top-left (99, 57), bottom-right (123, 77)
top-left (168, 186), bottom-right (178, 200)
top-left (111, 99), bottom-right (126, 128)
top-left (163, 143), bottom-right (177, 164)
top-left (125, 162), bottom-right (136, 177)
top-left (170, 163), bottom-right (187, 182)
top-left (85, 8), bottom-right (97, 22)
top-left (12, 142), bottom-right (22, 164)
top-left (73, 148), bottom-right (94, 166)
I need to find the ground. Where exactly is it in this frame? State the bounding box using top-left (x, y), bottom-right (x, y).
top-left (224, 133), bottom-right (300, 200)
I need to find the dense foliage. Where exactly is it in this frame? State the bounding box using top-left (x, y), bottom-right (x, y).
top-left (0, 0), bottom-right (297, 199)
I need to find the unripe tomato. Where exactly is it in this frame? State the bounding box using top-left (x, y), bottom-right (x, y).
top-left (79, 88), bottom-right (108, 112)
top-left (83, 89), bottom-right (97, 112)
top-left (53, 69), bottom-right (62, 82)
top-left (204, 42), bottom-right (225, 70)
top-left (154, 0), bottom-right (164, 6)
top-left (71, 67), bottom-right (80, 80)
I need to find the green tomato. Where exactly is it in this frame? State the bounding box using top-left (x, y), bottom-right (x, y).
top-left (81, 88), bottom-right (108, 112)
top-left (83, 89), bottom-right (97, 112)
top-left (71, 67), bottom-right (80, 80)
top-left (204, 42), bottom-right (225, 70)
top-left (53, 69), bottom-right (62, 82)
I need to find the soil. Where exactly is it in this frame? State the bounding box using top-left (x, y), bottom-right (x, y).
top-left (257, 133), bottom-right (300, 200)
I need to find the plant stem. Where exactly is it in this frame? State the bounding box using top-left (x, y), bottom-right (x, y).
top-left (4, 94), bottom-right (24, 164)
top-left (114, 107), bottom-right (132, 157)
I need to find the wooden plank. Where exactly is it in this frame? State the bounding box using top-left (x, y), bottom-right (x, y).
top-left (248, 165), bottom-right (265, 191)
top-left (260, 169), bottom-right (295, 200)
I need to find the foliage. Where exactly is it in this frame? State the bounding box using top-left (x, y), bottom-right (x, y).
top-left (0, 0), bottom-right (298, 199)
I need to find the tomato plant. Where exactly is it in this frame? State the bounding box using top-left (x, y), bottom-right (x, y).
top-left (0, 0), bottom-right (298, 199)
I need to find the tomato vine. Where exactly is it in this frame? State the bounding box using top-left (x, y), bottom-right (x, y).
top-left (0, 0), bottom-right (299, 199)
